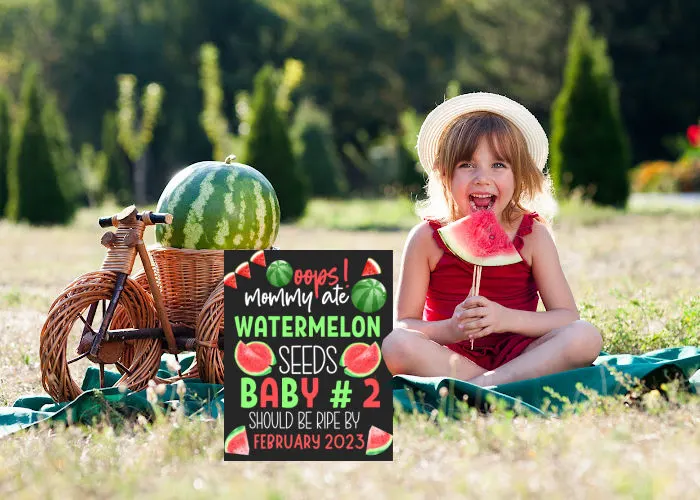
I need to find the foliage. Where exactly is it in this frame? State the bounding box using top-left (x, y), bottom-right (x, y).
top-left (101, 111), bottom-right (132, 205)
top-left (629, 161), bottom-right (677, 193)
top-left (0, 87), bottom-right (10, 216)
top-left (76, 143), bottom-right (108, 207)
top-left (244, 65), bottom-right (309, 221)
top-left (5, 64), bottom-right (76, 224)
top-left (550, 5), bottom-right (631, 207)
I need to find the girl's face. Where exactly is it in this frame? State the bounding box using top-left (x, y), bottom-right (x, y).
top-left (450, 137), bottom-right (515, 224)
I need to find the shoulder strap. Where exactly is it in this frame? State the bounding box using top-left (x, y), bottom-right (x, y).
top-left (513, 212), bottom-right (538, 251)
top-left (425, 219), bottom-right (450, 253)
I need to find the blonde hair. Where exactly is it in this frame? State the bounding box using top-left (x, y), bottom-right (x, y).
top-left (416, 111), bottom-right (558, 225)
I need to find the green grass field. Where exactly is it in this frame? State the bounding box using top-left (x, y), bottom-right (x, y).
top-left (1, 198), bottom-right (699, 498)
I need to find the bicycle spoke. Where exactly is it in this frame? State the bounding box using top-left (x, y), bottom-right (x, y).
top-left (115, 361), bottom-right (132, 376)
top-left (67, 351), bottom-right (89, 365)
top-left (101, 299), bottom-right (106, 318)
top-left (99, 363), bottom-right (105, 388)
top-left (77, 313), bottom-right (97, 334)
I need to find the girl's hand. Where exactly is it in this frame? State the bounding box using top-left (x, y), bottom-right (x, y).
top-left (457, 296), bottom-right (509, 341)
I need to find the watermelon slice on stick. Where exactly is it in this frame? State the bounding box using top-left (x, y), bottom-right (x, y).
top-left (437, 210), bottom-right (522, 267)
top-left (225, 425), bottom-right (250, 455)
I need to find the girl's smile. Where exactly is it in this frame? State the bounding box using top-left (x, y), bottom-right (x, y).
top-left (451, 137), bottom-right (515, 223)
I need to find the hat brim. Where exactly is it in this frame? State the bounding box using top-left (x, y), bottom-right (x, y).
top-left (416, 92), bottom-right (548, 172)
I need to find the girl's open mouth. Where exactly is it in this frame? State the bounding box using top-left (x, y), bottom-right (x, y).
top-left (469, 194), bottom-right (496, 212)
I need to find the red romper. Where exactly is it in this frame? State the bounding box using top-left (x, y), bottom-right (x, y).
top-left (423, 213), bottom-right (540, 371)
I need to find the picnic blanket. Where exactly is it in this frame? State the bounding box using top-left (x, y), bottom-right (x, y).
top-left (2, 347), bottom-right (699, 438)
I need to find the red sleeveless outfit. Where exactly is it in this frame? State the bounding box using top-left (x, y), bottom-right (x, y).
top-left (424, 213), bottom-right (540, 371)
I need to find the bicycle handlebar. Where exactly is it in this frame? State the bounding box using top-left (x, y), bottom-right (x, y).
top-left (99, 205), bottom-right (173, 228)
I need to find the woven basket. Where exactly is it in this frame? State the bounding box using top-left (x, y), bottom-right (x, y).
top-left (148, 246), bottom-right (224, 329)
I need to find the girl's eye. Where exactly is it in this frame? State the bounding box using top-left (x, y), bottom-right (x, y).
top-left (493, 162), bottom-right (507, 168)
top-left (458, 162), bottom-right (474, 169)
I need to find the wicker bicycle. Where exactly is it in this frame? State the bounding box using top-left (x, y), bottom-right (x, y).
top-left (40, 205), bottom-right (226, 402)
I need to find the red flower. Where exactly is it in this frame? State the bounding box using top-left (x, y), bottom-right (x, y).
top-left (688, 124), bottom-right (700, 147)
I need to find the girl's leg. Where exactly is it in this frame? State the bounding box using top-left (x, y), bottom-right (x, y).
top-left (467, 320), bottom-right (602, 387)
top-left (382, 328), bottom-right (487, 380)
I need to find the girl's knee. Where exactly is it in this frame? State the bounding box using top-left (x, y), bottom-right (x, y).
top-left (567, 320), bottom-right (603, 364)
top-left (381, 328), bottom-right (424, 375)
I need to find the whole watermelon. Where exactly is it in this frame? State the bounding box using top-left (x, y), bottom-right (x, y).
top-left (155, 155), bottom-right (280, 250)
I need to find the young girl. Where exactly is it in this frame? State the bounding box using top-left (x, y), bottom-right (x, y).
top-left (382, 93), bottom-right (602, 386)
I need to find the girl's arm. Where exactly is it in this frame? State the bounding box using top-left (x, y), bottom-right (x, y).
top-left (394, 222), bottom-right (460, 345)
top-left (460, 221), bottom-right (579, 339)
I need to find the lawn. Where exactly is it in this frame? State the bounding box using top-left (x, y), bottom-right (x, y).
top-left (0, 198), bottom-right (699, 498)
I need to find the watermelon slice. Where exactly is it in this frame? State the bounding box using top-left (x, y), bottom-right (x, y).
top-left (340, 342), bottom-right (381, 377)
top-left (366, 425), bottom-right (392, 456)
top-left (225, 425), bottom-right (250, 455)
top-left (234, 340), bottom-right (276, 376)
top-left (361, 257), bottom-right (381, 277)
top-left (235, 261), bottom-right (251, 278)
top-left (223, 271), bottom-right (237, 289)
top-left (250, 250), bottom-right (266, 267)
top-left (437, 210), bottom-right (522, 266)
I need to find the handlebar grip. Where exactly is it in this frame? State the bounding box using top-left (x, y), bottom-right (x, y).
top-left (99, 216), bottom-right (116, 228)
top-left (142, 212), bottom-right (173, 225)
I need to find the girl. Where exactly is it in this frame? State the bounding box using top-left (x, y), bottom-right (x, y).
top-left (382, 93), bottom-right (602, 386)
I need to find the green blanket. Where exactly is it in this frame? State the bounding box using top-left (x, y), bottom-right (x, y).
top-left (2, 347), bottom-right (699, 438)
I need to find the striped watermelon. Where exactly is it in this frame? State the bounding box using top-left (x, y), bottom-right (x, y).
top-left (351, 278), bottom-right (387, 313)
top-left (156, 156), bottom-right (280, 250)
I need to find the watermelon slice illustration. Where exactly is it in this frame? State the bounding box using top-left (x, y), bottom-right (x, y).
top-left (250, 250), bottom-right (267, 267)
top-left (235, 261), bottom-right (251, 278)
top-left (340, 342), bottom-right (381, 377)
top-left (366, 425), bottom-right (392, 456)
top-left (225, 425), bottom-right (250, 455)
top-left (361, 257), bottom-right (381, 277)
top-left (351, 278), bottom-right (387, 313)
top-left (437, 210), bottom-right (522, 266)
top-left (234, 340), bottom-right (276, 376)
top-left (223, 271), bottom-right (237, 289)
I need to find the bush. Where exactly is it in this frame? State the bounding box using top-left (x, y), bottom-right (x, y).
top-left (0, 88), bottom-right (10, 216)
top-left (550, 6), bottom-right (631, 207)
top-left (629, 161), bottom-right (677, 193)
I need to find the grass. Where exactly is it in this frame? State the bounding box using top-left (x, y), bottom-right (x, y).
top-left (1, 198), bottom-right (699, 498)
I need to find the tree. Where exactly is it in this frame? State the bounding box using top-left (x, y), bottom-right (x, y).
top-left (290, 99), bottom-right (347, 197)
top-left (245, 65), bottom-right (309, 221)
top-left (0, 88), bottom-right (10, 216)
top-left (101, 111), bottom-right (133, 205)
top-left (5, 64), bottom-right (76, 224)
top-left (550, 5), bottom-right (630, 207)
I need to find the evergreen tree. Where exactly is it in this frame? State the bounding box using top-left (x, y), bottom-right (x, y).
top-left (550, 5), bottom-right (630, 207)
top-left (0, 88), bottom-right (10, 216)
top-left (244, 65), bottom-right (309, 221)
top-left (102, 111), bottom-right (133, 205)
top-left (5, 64), bottom-right (76, 224)
top-left (291, 99), bottom-right (347, 197)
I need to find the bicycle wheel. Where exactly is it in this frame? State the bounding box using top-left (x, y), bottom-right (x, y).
top-left (195, 280), bottom-right (224, 384)
top-left (40, 271), bottom-right (162, 402)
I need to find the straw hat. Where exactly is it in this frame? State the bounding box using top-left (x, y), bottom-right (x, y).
top-left (416, 92), bottom-right (549, 172)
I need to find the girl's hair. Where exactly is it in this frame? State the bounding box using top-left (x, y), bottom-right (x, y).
top-left (416, 111), bottom-right (557, 225)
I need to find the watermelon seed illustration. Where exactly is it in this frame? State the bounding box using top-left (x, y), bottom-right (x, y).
top-left (361, 257), bottom-right (381, 277)
top-left (340, 342), bottom-right (382, 377)
top-left (235, 340), bottom-right (276, 376)
top-left (266, 260), bottom-right (293, 287)
top-left (250, 250), bottom-right (267, 267)
top-left (351, 278), bottom-right (387, 313)
top-left (366, 425), bottom-right (392, 456)
top-left (223, 271), bottom-right (237, 289)
top-left (225, 425), bottom-right (250, 455)
top-left (235, 261), bottom-right (251, 278)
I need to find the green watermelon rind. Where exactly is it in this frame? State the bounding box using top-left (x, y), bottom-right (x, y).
top-left (340, 342), bottom-right (381, 377)
top-left (155, 161), bottom-right (280, 250)
top-left (438, 223), bottom-right (522, 267)
top-left (225, 425), bottom-right (248, 454)
top-left (235, 341), bottom-right (273, 376)
top-left (366, 427), bottom-right (393, 456)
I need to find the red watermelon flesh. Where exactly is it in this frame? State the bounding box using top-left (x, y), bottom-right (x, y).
top-left (361, 257), bottom-right (381, 277)
top-left (235, 341), bottom-right (275, 376)
top-left (223, 271), bottom-right (237, 289)
top-left (340, 342), bottom-right (381, 377)
top-left (235, 261), bottom-right (251, 278)
top-left (366, 425), bottom-right (392, 455)
top-left (225, 426), bottom-right (250, 455)
top-left (437, 210), bottom-right (522, 266)
top-left (250, 250), bottom-right (266, 267)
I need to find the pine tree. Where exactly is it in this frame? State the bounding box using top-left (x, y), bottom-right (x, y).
top-left (5, 64), bottom-right (76, 224)
top-left (550, 5), bottom-right (630, 207)
top-left (291, 99), bottom-right (347, 197)
top-left (245, 65), bottom-right (309, 221)
top-left (0, 88), bottom-right (11, 217)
